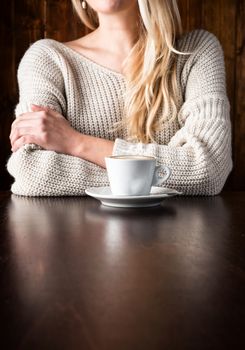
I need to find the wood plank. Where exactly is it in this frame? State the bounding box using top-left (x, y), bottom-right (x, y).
top-left (0, 0), bottom-right (15, 190)
top-left (187, 0), bottom-right (203, 30)
top-left (14, 0), bottom-right (45, 64)
top-left (234, 0), bottom-right (245, 190)
top-left (178, 0), bottom-right (189, 32)
top-left (45, 0), bottom-right (84, 41)
top-left (178, 0), bottom-right (203, 32)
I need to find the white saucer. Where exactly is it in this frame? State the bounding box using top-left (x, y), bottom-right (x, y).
top-left (85, 186), bottom-right (182, 208)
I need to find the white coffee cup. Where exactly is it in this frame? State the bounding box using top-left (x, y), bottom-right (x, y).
top-left (105, 155), bottom-right (171, 196)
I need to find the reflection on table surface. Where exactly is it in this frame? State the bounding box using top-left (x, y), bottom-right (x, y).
top-left (0, 192), bottom-right (245, 349)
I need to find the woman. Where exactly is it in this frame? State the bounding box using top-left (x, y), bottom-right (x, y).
top-left (7, 0), bottom-right (232, 196)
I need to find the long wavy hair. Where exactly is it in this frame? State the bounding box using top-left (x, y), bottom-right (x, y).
top-left (71, 0), bottom-right (183, 143)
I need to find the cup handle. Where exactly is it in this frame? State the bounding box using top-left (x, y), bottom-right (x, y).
top-left (152, 165), bottom-right (171, 186)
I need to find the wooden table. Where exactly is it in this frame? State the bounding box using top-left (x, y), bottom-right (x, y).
top-left (0, 191), bottom-right (245, 349)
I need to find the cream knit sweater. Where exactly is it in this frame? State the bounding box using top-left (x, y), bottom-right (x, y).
top-left (7, 29), bottom-right (232, 196)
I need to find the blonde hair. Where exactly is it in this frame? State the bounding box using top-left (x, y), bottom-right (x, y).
top-left (71, 0), bottom-right (183, 143)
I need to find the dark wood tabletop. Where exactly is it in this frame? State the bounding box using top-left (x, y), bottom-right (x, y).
top-left (0, 191), bottom-right (245, 350)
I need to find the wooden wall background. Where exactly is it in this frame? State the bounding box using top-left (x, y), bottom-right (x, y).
top-left (0, 0), bottom-right (244, 191)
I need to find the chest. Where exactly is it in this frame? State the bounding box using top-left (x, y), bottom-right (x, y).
top-left (63, 59), bottom-right (181, 145)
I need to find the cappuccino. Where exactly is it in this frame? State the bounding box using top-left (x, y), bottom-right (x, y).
top-left (108, 155), bottom-right (155, 160)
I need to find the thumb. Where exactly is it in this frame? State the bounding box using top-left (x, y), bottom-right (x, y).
top-left (30, 104), bottom-right (48, 112)
top-left (31, 104), bottom-right (60, 117)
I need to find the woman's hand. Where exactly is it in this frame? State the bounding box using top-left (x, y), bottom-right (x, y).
top-left (10, 103), bottom-right (114, 167)
top-left (10, 104), bottom-right (82, 155)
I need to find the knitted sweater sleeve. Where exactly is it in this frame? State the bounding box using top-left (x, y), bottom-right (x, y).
top-left (113, 31), bottom-right (233, 195)
top-left (7, 41), bottom-right (109, 196)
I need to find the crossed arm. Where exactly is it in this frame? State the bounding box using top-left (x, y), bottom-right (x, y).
top-left (10, 104), bottom-right (114, 168)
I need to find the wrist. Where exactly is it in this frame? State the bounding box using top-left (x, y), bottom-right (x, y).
top-left (68, 132), bottom-right (114, 168)
top-left (69, 132), bottom-right (85, 158)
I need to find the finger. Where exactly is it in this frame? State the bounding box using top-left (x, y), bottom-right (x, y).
top-left (31, 104), bottom-right (47, 112)
top-left (31, 104), bottom-right (61, 118)
top-left (11, 135), bottom-right (37, 152)
top-left (10, 117), bottom-right (40, 138)
top-left (10, 127), bottom-right (34, 146)
top-left (11, 110), bottom-right (50, 132)
top-left (11, 113), bottom-right (41, 130)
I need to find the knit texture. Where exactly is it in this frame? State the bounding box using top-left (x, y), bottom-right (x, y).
top-left (7, 29), bottom-right (232, 196)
